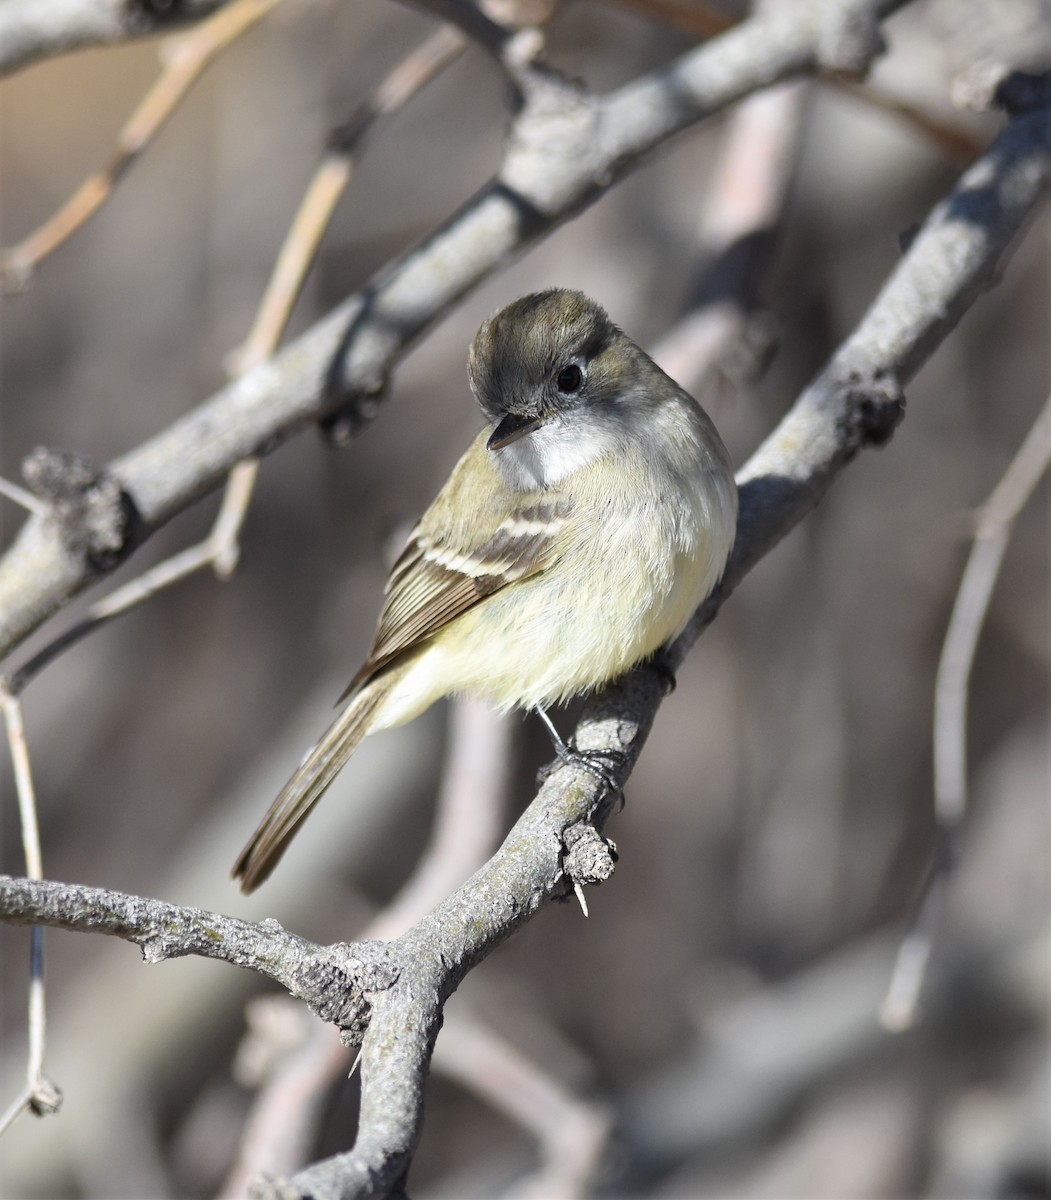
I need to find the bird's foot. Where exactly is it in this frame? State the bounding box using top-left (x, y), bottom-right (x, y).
top-left (533, 706), bottom-right (627, 804)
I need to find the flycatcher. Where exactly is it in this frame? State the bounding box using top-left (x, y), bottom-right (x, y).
top-left (233, 289), bottom-right (738, 892)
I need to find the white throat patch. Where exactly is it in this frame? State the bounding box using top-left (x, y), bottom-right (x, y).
top-left (491, 413), bottom-right (615, 491)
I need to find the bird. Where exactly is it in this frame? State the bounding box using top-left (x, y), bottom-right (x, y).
top-left (233, 289), bottom-right (738, 892)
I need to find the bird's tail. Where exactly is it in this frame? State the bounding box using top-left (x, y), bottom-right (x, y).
top-left (232, 672), bottom-right (396, 893)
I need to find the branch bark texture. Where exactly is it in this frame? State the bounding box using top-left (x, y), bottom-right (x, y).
top-left (0, 875), bottom-right (397, 1033)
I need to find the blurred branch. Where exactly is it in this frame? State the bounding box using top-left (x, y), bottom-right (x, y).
top-left (406, 0), bottom-right (541, 67)
top-left (433, 1014), bottom-right (612, 1199)
top-left (0, 689), bottom-right (60, 1135)
top-left (836, 78), bottom-right (986, 160)
top-left (606, 0), bottom-right (983, 159)
top-left (0, 0), bottom-right (239, 76)
top-left (0, 0), bottom-right (908, 666)
top-left (0, 0), bottom-right (282, 288)
top-left (881, 388), bottom-right (1051, 1031)
top-left (226, 999), bottom-right (337, 1195)
top-left (652, 67), bottom-right (806, 391)
top-left (619, 926), bottom-right (1047, 1176)
top-left (367, 700), bottom-right (513, 943)
top-left (600, 0), bottom-right (735, 38)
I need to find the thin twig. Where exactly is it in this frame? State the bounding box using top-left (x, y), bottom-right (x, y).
top-left (227, 24), bottom-right (467, 379)
top-left (0, 478), bottom-right (50, 518)
top-left (835, 78), bottom-right (985, 161)
top-left (0, 691), bottom-right (41, 882)
top-left (11, 429), bottom-right (264, 681)
top-left (407, 0), bottom-right (536, 66)
top-left (214, 21), bottom-right (467, 586)
top-left (975, 389), bottom-right (1051, 536)
top-left (210, 459), bottom-right (261, 579)
top-left (7, 536), bottom-right (219, 695)
top-left (0, 0), bottom-right (282, 287)
top-left (0, 687), bottom-right (60, 1134)
top-left (881, 390), bottom-right (1051, 1031)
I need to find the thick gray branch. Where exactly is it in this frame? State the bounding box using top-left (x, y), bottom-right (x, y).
top-left (714, 103), bottom-right (1051, 598)
top-left (0, 0), bottom-right (905, 665)
top-left (0, 0), bottom-right (235, 76)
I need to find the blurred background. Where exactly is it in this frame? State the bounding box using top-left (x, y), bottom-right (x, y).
top-left (0, 0), bottom-right (1047, 1196)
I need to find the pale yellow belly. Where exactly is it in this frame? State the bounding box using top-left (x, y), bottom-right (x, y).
top-left (372, 496), bottom-right (729, 728)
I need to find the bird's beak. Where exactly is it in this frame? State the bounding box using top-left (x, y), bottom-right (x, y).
top-left (487, 411), bottom-right (544, 451)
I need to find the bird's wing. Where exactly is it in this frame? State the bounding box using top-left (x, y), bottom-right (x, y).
top-left (340, 447), bottom-right (569, 700)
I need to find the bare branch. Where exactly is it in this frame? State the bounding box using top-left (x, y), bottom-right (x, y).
top-left (716, 105), bottom-right (1051, 596)
top-left (1, 9), bottom-right (1048, 1197)
top-left (228, 23), bottom-right (468, 379)
top-left (881, 388), bottom-right (1051, 1031)
top-left (0, 875), bottom-right (396, 1034)
top-left (0, 688), bottom-right (60, 1134)
top-left (606, 0), bottom-right (981, 158)
top-left (433, 1015), bottom-right (612, 1198)
top-left (0, 0), bottom-right (241, 77)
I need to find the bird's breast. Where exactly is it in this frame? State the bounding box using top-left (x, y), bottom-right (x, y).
top-left (422, 467), bottom-right (734, 711)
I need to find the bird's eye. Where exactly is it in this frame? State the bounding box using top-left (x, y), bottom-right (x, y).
top-left (556, 364), bottom-right (584, 393)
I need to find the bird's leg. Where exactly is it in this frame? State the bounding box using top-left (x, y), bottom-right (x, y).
top-left (534, 704), bottom-right (572, 759)
top-left (533, 705), bottom-right (626, 801)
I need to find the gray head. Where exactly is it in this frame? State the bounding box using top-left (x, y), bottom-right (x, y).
top-left (468, 290), bottom-right (649, 449)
